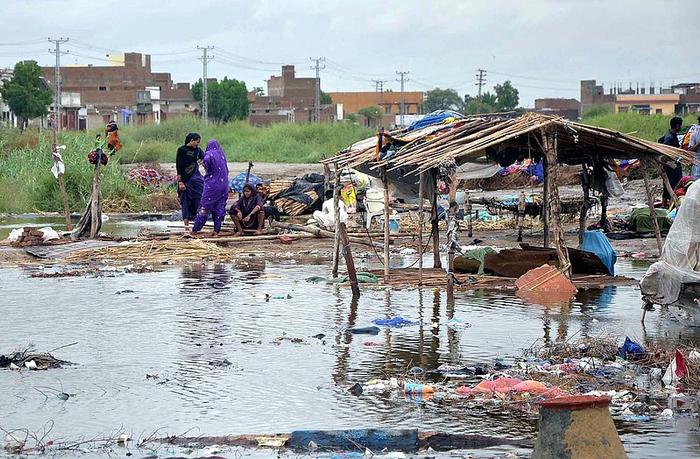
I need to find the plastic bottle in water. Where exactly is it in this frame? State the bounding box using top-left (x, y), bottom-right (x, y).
top-left (404, 383), bottom-right (434, 394)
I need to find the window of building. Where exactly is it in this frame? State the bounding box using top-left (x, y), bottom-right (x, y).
top-left (184, 104), bottom-right (189, 108)
top-left (98, 86), bottom-right (107, 91)
top-left (656, 108), bottom-right (663, 114)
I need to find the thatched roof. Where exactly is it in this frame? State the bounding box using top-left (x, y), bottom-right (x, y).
top-left (323, 113), bottom-right (695, 174)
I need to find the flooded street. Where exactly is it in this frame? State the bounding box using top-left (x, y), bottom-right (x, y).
top-left (1, 257), bottom-right (699, 458)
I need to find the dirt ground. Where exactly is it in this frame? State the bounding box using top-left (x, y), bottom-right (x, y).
top-left (159, 161), bottom-right (323, 181)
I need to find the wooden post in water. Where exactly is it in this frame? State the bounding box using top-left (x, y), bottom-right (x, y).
top-left (418, 171), bottom-right (425, 286)
top-left (541, 127), bottom-right (570, 276)
top-left (332, 162), bottom-right (341, 277)
top-left (517, 190), bottom-right (526, 242)
top-left (89, 144), bottom-right (104, 239)
top-left (50, 118), bottom-right (72, 231)
top-left (382, 167), bottom-right (391, 278)
top-left (338, 222), bottom-right (360, 297)
top-left (431, 169), bottom-right (442, 268)
top-left (446, 169), bottom-right (458, 299)
top-left (641, 159), bottom-right (664, 254)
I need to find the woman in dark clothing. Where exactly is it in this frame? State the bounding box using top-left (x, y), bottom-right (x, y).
top-left (176, 133), bottom-right (204, 228)
top-left (230, 183), bottom-right (265, 235)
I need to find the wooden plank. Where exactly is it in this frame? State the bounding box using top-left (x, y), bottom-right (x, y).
top-left (338, 222), bottom-right (360, 297)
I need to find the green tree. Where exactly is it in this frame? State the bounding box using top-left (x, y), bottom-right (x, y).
top-left (494, 80), bottom-right (519, 111)
top-left (462, 93), bottom-right (495, 114)
top-left (252, 86), bottom-right (265, 96)
top-left (192, 77), bottom-right (249, 122)
top-left (344, 113), bottom-right (359, 123)
top-left (321, 90), bottom-right (332, 105)
top-left (0, 60), bottom-right (52, 129)
top-left (358, 105), bottom-right (384, 124)
top-left (423, 88), bottom-right (463, 112)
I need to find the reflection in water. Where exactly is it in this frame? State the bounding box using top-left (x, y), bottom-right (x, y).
top-left (1, 260), bottom-right (698, 459)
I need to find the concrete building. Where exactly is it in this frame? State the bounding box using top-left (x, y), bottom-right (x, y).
top-left (581, 79), bottom-right (700, 116)
top-left (532, 98), bottom-right (581, 120)
top-left (615, 93), bottom-right (680, 115)
top-left (248, 65), bottom-right (338, 126)
top-left (0, 68), bottom-right (18, 128)
top-left (41, 52), bottom-right (196, 129)
top-left (580, 80), bottom-right (615, 114)
top-left (328, 91), bottom-right (424, 117)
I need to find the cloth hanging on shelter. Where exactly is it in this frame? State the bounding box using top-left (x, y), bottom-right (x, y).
top-left (641, 181), bottom-right (700, 304)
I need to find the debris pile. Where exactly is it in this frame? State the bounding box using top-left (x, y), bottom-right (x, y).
top-left (0, 346), bottom-right (70, 371)
top-left (8, 227), bottom-right (61, 247)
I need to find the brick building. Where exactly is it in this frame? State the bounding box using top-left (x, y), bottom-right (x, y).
top-left (328, 90), bottom-right (424, 117)
top-left (531, 98), bottom-right (581, 120)
top-left (248, 65), bottom-right (338, 125)
top-left (41, 52), bottom-right (197, 129)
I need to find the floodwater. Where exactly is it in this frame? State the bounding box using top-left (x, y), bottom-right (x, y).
top-left (1, 252), bottom-right (700, 457)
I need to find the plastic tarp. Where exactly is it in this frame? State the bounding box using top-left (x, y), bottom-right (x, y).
top-left (641, 181), bottom-right (700, 304)
top-left (579, 230), bottom-right (617, 276)
top-left (406, 109), bottom-right (463, 131)
top-left (229, 172), bottom-right (262, 193)
top-left (628, 207), bottom-right (672, 234)
top-left (455, 162), bottom-right (500, 180)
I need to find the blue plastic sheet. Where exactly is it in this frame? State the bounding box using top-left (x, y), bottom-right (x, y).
top-left (406, 110), bottom-right (463, 131)
top-left (579, 230), bottom-right (617, 276)
top-left (229, 171), bottom-right (262, 193)
top-left (372, 316), bottom-right (419, 328)
top-left (618, 336), bottom-right (645, 360)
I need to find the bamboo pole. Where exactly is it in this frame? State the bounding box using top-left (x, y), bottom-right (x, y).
top-left (50, 123), bottom-right (72, 231)
top-left (578, 164), bottom-right (590, 245)
top-left (653, 160), bottom-right (679, 209)
top-left (446, 169), bottom-right (458, 299)
top-left (270, 221), bottom-right (382, 248)
top-left (641, 160), bottom-right (664, 253)
top-left (431, 169), bottom-right (442, 268)
top-left (542, 154), bottom-right (550, 248)
top-left (465, 190), bottom-right (473, 238)
top-left (418, 171), bottom-right (425, 286)
top-left (382, 167), bottom-right (390, 278)
top-left (541, 127), bottom-right (571, 276)
top-left (339, 222), bottom-right (360, 297)
top-left (89, 150), bottom-right (103, 239)
top-left (332, 162), bottom-right (341, 277)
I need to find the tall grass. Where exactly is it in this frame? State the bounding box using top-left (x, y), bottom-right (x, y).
top-left (0, 118), bottom-right (372, 213)
top-left (116, 116), bottom-right (373, 164)
top-left (582, 111), bottom-right (699, 141)
top-left (0, 131), bottom-right (147, 213)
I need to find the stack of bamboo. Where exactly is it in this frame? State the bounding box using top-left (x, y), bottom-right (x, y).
top-left (275, 190), bottom-right (320, 216)
top-left (267, 179), bottom-right (294, 199)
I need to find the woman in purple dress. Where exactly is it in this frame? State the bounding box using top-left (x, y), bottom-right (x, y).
top-left (191, 139), bottom-right (230, 237)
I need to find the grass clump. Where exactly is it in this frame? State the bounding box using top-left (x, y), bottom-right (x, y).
top-left (582, 111), bottom-right (700, 141)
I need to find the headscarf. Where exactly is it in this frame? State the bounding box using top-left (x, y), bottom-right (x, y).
top-left (234, 182), bottom-right (263, 216)
top-left (185, 132), bottom-right (201, 145)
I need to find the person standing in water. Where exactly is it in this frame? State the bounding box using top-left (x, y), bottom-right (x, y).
top-left (191, 139), bottom-right (230, 237)
top-left (176, 133), bottom-right (204, 229)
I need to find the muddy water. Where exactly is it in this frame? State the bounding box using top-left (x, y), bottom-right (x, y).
top-left (1, 258), bottom-right (699, 458)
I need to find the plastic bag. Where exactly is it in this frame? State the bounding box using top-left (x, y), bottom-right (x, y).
top-left (618, 336), bottom-right (645, 360)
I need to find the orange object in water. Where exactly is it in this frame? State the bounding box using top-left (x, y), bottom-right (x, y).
top-left (515, 264), bottom-right (577, 306)
top-left (404, 383), bottom-right (434, 394)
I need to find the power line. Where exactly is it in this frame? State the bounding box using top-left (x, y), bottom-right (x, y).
top-left (0, 39), bottom-right (45, 47)
top-left (396, 71), bottom-right (409, 126)
top-left (310, 57), bottom-right (325, 123)
top-left (48, 37), bottom-right (69, 131)
top-left (198, 45), bottom-right (214, 123)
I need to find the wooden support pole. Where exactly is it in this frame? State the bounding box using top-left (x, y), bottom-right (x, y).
top-left (418, 171), bottom-right (425, 286)
top-left (50, 121), bottom-right (72, 231)
top-left (89, 151), bottom-right (103, 239)
top-left (578, 165), bottom-right (590, 245)
top-left (542, 154), bottom-right (550, 248)
top-left (653, 160), bottom-right (680, 209)
top-left (446, 169), bottom-right (458, 300)
top-left (600, 195), bottom-right (608, 230)
top-left (641, 159), bottom-right (664, 254)
top-left (332, 162), bottom-right (341, 277)
top-left (382, 167), bottom-right (391, 278)
top-left (516, 190), bottom-right (526, 242)
top-left (541, 127), bottom-right (570, 276)
top-left (465, 190), bottom-right (473, 238)
top-left (338, 222), bottom-right (360, 297)
top-left (431, 169), bottom-right (442, 268)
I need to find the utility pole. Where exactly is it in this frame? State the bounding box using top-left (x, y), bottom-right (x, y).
top-left (475, 68), bottom-right (487, 112)
top-left (48, 37), bottom-right (69, 131)
top-left (372, 79), bottom-right (388, 110)
top-left (310, 57), bottom-right (326, 123)
top-left (197, 45), bottom-right (214, 123)
top-left (396, 71), bottom-right (409, 126)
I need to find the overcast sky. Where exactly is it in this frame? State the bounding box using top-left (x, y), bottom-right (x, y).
top-left (2, 0), bottom-right (698, 107)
